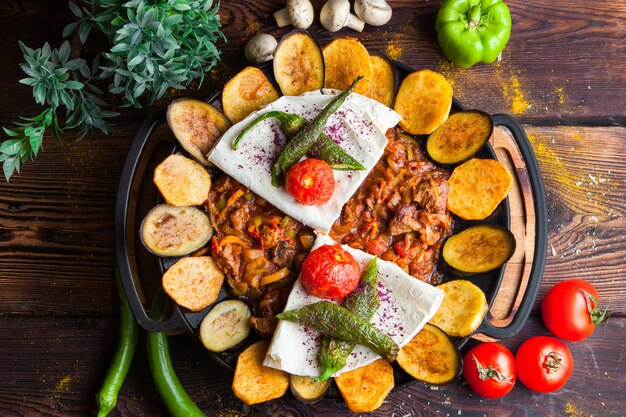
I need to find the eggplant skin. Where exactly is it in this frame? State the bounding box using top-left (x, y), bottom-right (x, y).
top-left (397, 323), bottom-right (462, 385)
top-left (442, 224), bottom-right (515, 275)
top-left (273, 30), bottom-right (324, 96)
top-left (140, 204), bottom-right (213, 257)
top-left (289, 374), bottom-right (330, 404)
top-left (426, 110), bottom-right (493, 165)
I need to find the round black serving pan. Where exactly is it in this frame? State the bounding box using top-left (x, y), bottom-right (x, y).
top-left (115, 60), bottom-right (548, 390)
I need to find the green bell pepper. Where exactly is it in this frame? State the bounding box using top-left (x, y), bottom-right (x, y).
top-left (435, 0), bottom-right (512, 69)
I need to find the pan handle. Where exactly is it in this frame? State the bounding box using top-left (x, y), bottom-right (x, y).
top-left (115, 109), bottom-right (185, 332)
top-left (475, 114), bottom-right (548, 339)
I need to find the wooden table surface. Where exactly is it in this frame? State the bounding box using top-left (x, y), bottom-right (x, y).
top-left (1, 1), bottom-right (624, 416)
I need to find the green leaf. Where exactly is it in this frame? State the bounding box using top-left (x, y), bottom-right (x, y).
top-left (0, 139), bottom-right (22, 155)
top-left (68, 1), bottom-right (83, 18)
top-left (65, 80), bottom-right (84, 89)
top-left (3, 157), bottom-right (18, 182)
top-left (59, 41), bottom-right (71, 64)
top-left (79, 22), bottom-right (93, 44)
top-left (63, 21), bottom-right (79, 38)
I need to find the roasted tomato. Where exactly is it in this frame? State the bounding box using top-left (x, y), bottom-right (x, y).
top-left (300, 244), bottom-right (360, 300)
top-left (463, 342), bottom-right (516, 399)
top-left (515, 336), bottom-right (573, 393)
top-left (542, 279), bottom-right (609, 341)
top-left (285, 158), bottom-right (335, 205)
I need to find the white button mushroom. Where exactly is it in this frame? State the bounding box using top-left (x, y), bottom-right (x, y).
top-left (274, 0), bottom-right (315, 29)
top-left (320, 0), bottom-right (365, 32)
top-left (354, 0), bottom-right (392, 27)
top-left (244, 33), bottom-right (278, 64)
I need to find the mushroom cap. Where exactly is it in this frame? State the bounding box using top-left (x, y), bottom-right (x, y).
top-left (244, 33), bottom-right (278, 64)
top-left (287, 0), bottom-right (314, 29)
top-left (354, 0), bottom-right (392, 26)
top-left (320, 0), bottom-right (351, 32)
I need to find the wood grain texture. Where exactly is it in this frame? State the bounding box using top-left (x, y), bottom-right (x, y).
top-left (0, 316), bottom-right (624, 416)
top-left (0, 0), bottom-right (624, 124)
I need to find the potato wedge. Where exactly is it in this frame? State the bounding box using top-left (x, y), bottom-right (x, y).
top-left (289, 374), bottom-right (330, 404)
top-left (322, 37), bottom-right (372, 95)
top-left (394, 69), bottom-right (453, 135)
top-left (447, 158), bottom-right (513, 220)
top-left (397, 324), bottom-right (462, 385)
top-left (162, 256), bottom-right (224, 311)
top-left (232, 341), bottom-right (289, 405)
top-left (222, 66), bottom-right (280, 124)
top-left (363, 53), bottom-right (396, 107)
top-left (166, 98), bottom-right (230, 165)
top-left (428, 280), bottom-right (487, 338)
top-left (443, 225), bottom-right (515, 275)
top-left (426, 110), bottom-right (493, 165)
top-left (274, 30), bottom-right (324, 96)
top-left (335, 358), bottom-right (394, 413)
top-left (140, 204), bottom-right (213, 257)
top-left (153, 154), bottom-right (211, 206)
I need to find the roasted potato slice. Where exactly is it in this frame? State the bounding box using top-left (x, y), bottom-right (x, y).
top-left (322, 37), bottom-right (372, 94)
top-left (335, 358), bottom-right (394, 413)
top-left (153, 154), bottom-right (211, 206)
top-left (426, 110), bottom-right (493, 165)
top-left (429, 280), bottom-right (488, 338)
top-left (394, 69), bottom-right (453, 135)
top-left (363, 52), bottom-right (396, 107)
top-left (222, 66), bottom-right (280, 124)
top-left (397, 324), bottom-right (462, 385)
top-left (232, 341), bottom-right (289, 405)
top-left (166, 98), bottom-right (230, 165)
top-left (274, 30), bottom-right (324, 96)
top-left (140, 204), bottom-right (213, 257)
top-left (443, 225), bottom-right (515, 275)
top-left (289, 374), bottom-right (330, 404)
top-left (447, 158), bottom-right (513, 220)
top-left (162, 256), bottom-right (224, 312)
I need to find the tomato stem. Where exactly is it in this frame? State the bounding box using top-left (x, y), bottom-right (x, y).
top-left (472, 355), bottom-right (514, 384)
top-left (579, 289), bottom-right (610, 325)
top-left (544, 352), bottom-right (564, 374)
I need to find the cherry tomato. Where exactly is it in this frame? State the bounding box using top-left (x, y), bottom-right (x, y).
top-left (515, 336), bottom-right (573, 393)
top-left (542, 279), bottom-right (609, 341)
top-left (285, 158), bottom-right (335, 205)
top-left (300, 244), bottom-right (360, 300)
top-left (463, 343), bottom-right (516, 399)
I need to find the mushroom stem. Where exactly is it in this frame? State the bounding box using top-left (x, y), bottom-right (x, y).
top-left (273, 8), bottom-right (291, 27)
top-left (346, 13), bottom-right (365, 32)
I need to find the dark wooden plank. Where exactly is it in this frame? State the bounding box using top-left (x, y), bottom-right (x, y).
top-left (0, 316), bottom-right (624, 416)
top-left (0, 0), bottom-right (624, 125)
top-left (1, 126), bottom-right (623, 315)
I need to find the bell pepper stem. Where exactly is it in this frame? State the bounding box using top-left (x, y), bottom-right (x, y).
top-left (468, 5), bottom-right (481, 27)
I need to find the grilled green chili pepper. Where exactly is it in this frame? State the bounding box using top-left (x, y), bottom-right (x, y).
top-left (276, 299), bottom-right (397, 362)
top-left (313, 133), bottom-right (365, 171)
top-left (147, 291), bottom-right (207, 417)
top-left (272, 77), bottom-right (362, 186)
top-left (315, 258), bottom-right (380, 382)
top-left (232, 111), bottom-right (306, 150)
top-left (95, 267), bottom-right (139, 417)
top-left (233, 111), bottom-right (364, 171)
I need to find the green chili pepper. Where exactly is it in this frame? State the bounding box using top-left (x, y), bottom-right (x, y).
top-left (147, 290), bottom-right (207, 417)
top-left (272, 77), bottom-right (362, 186)
top-left (315, 258), bottom-right (379, 382)
top-left (232, 111), bottom-right (306, 150)
top-left (95, 267), bottom-right (139, 417)
top-left (313, 133), bottom-right (365, 171)
top-left (435, 0), bottom-right (512, 68)
top-left (276, 298), bottom-right (398, 362)
top-left (233, 110), bottom-right (364, 171)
